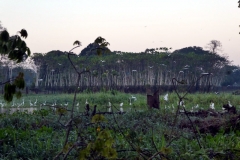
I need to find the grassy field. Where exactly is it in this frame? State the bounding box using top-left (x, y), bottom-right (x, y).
top-left (0, 91), bottom-right (240, 159)
top-left (1, 91), bottom-right (240, 111)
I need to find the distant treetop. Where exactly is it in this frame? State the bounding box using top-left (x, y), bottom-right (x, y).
top-left (173, 46), bottom-right (209, 55)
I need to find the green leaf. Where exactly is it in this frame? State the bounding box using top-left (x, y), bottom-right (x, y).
top-left (0, 30), bottom-right (9, 42)
top-left (160, 147), bottom-right (172, 155)
top-left (26, 47), bottom-right (31, 56)
top-left (15, 91), bottom-right (22, 99)
top-left (73, 40), bottom-right (81, 46)
top-left (94, 36), bottom-right (106, 44)
top-left (91, 114), bottom-right (106, 123)
top-left (56, 107), bottom-right (67, 115)
top-left (19, 29), bottom-right (28, 38)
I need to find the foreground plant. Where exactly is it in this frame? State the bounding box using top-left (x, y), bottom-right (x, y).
top-left (54, 37), bottom-right (117, 159)
top-left (0, 24), bottom-right (31, 102)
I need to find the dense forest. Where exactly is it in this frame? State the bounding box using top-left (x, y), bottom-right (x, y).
top-left (1, 44), bottom-right (240, 93)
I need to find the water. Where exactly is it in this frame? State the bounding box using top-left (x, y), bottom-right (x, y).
top-left (0, 107), bottom-right (38, 114)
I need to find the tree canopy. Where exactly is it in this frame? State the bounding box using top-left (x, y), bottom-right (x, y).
top-left (0, 22), bottom-right (31, 102)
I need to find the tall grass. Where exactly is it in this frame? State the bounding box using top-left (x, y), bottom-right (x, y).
top-left (1, 91), bottom-right (240, 112)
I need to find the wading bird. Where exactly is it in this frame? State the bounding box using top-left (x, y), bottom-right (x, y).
top-left (29, 100), bottom-right (33, 107)
top-left (163, 93), bottom-right (168, 101)
top-left (34, 99), bottom-right (37, 106)
top-left (64, 102), bottom-right (68, 107)
top-left (120, 102), bottom-right (124, 113)
top-left (131, 95), bottom-right (137, 101)
top-left (108, 100), bottom-right (112, 112)
top-left (209, 101), bottom-right (215, 110)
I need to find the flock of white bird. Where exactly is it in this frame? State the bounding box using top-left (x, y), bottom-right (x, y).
top-left (0, 93), bottom-right (236, 115)
top-left (162, 93), bottom-right (235, 113)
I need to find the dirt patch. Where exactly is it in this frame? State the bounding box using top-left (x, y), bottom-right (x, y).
top-left (179, 110), bottom-right (240, 135)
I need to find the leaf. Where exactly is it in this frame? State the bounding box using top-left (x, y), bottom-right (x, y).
top-left (2, 44), bottom-right (8, 52)
top-left (101, 42), bottom-right (110, 47)
top-left (56, 107), bottom-right (67, 115)
top-left (19, 29), bottom-right (28, 38)
top-left (94, 36), bottom-right (106, 44)
top-left (79, 148), bottom-right (90, 160)
top-left (62, 143), bottom-right (73, 154)
top-left (15, 91), bottom-right (22, 99)
top-left (20, 41), bottom-right (26, 49)
top-left (26, 47), bottom-right (31, 56)
top-left (73, 40), bottom-right (81, 46)
top-left (161, 135), bottom-right (166, 148)
top-left (73, 117), bottom-right (82, 125)
top-left (160, 147), bottom-right (172, 155)
top-left (0, 30), bottom-right (9, 42)
top-left (91, 114), bottom-right (106, 123)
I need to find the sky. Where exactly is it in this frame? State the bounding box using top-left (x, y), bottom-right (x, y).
top-left (1, 0), bottom-right (240, 65)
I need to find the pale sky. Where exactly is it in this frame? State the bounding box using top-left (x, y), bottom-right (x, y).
top-left (1, 0), bottom-right (240, 65)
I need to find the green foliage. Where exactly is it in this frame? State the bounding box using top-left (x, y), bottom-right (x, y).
top-left (56, 107), bottom-right (67, 115)
top-left (0, 30), bottom-right (9, 42)
top-left (4, 72), bottom-right (25, 102)
top-left (0, 29), bottom-right (30, 62)
top-left (79, 129), bottom-right (117, 159)
top-left (0, 111), bottom-right (63, 159)
top-left (91, 114), bottom-right (106, 123)
top-left (80, 36), bottom-right (111, 56)
top-left (1, 26), bottom-right (31, 102)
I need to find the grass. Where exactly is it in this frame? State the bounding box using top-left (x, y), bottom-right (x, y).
top-left (1, 91), bottom-right (240, 112)
top-left (0, 91), bottom-right (240, 159)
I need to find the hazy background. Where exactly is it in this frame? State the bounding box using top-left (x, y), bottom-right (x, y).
top-left (1, 0), bottom-right (239, 65)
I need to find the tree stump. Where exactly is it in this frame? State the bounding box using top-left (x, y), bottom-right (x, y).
top-left (147, 90), bottom-right (160, 109)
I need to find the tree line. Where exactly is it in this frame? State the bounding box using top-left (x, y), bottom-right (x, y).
top-left (10, 45), bottom-right (237, 93)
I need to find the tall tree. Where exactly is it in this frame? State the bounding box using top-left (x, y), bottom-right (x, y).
top-left (206, 40), bottom-right (222, 54)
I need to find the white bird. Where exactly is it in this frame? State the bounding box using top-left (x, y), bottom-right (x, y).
top-left (120, 102), bottom-right (123, 107)
top-left (228, 101), bottom-right (232, 107)
top-left (163, 93), bottom-right (168, 101)
top-left (51, 100), bottom-right (57, 106)
top-left (120, 103), bottom-right (124, 113)
top-left (108, 101), bottom-right (112, 112)
top-left (190, 107), bottom-right (194, 112)
top-left (29, 100), bottom-right (33, 107)
top-left (210, 101), bottom-right (215, 110)
top-left (76, 102), bottom-right (79, 107)
top-left (129, 98), bottom-right (132, 105)
top-left (34, 99), bottom-right (37, 106)
top-left (179, 100), bottom-right (184, 106)
top-left (43, 101), bottom-right (46, 106)
top-left (22, 99), bottom-right (25, 106)
top-left (195, 104), bottom-right (199, 109)
top-left (85, 99), bottom-right (88, 105)
top-left (64, 102), bottom-right (68, 107)
top-left (222, 106), bottom-right (227, 112)
top-left (131, 95), bottom-right (137, 101)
